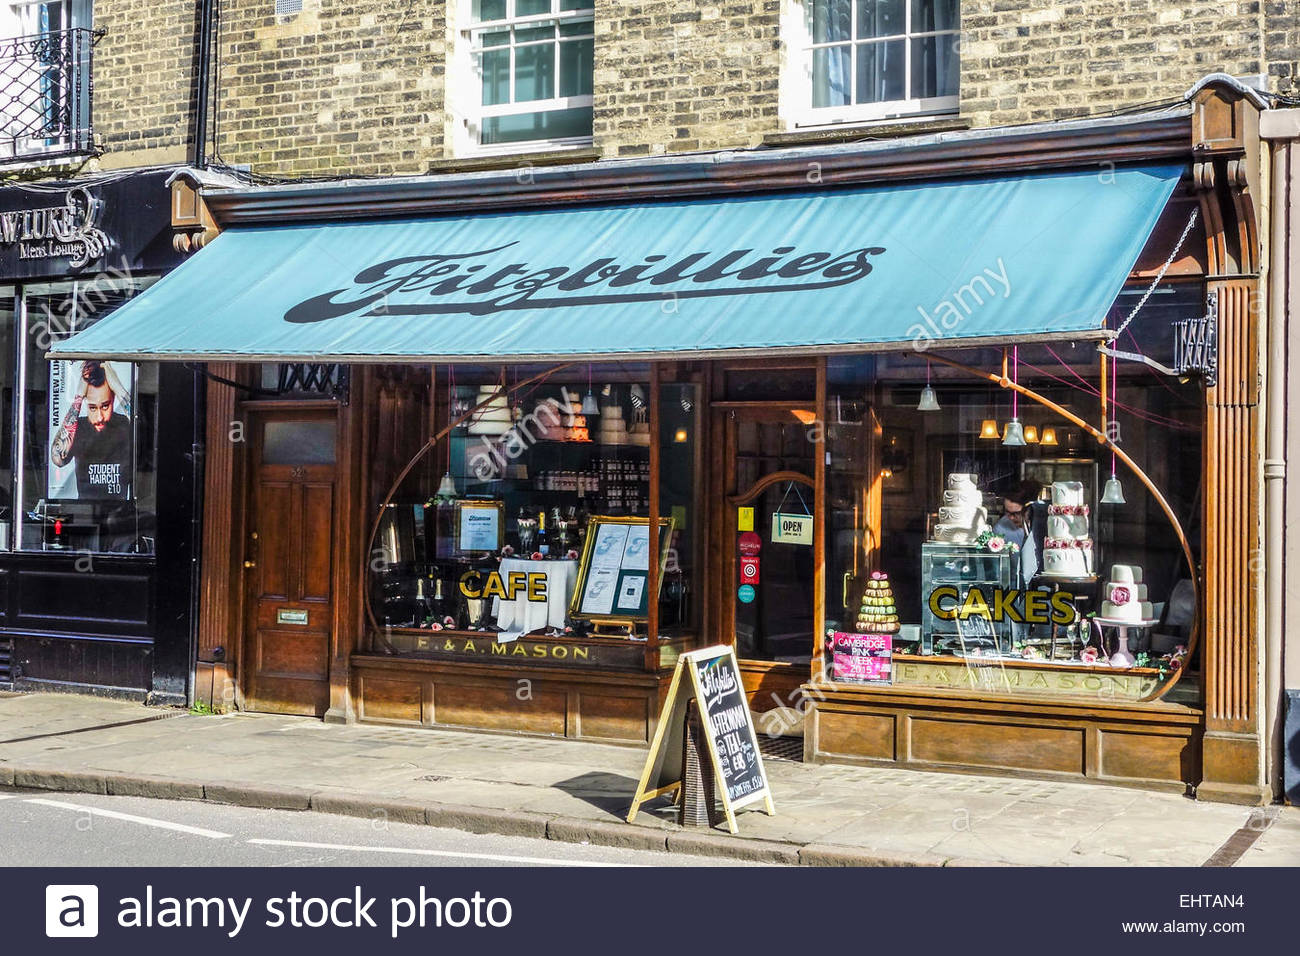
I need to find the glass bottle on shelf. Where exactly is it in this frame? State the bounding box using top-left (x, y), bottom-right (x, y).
top-left (429, 572), bottom-right (454, 628)
top-left (537, 508), bottom-right (549, 557)
top-left (414, 576), bottom-right (431, 628)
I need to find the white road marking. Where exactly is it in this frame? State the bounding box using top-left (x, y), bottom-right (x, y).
top-left (0, 794), bottom-right (22, 800)
top-left (25, 798), bottom-right (233, 839)
top-left (247, 838), bottom-right (631, 867)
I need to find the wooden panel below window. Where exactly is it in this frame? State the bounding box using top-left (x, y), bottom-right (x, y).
top-left (357, 676), bottom-right (423, 724)
top-left (433, 680), bottom-right (568, 736)
top-left (816, 710), bottom-right (895, 761)
top-left (578, 693), bottom-right (649, 742)
top-left (805, 687), bottom-right (1203, 792)
top-left (911, 718), bottom-right (1084, 775)
top-left (350, 657), bottom-right (669, 743)
top-left (1098, 729), bottom-right (1198, 784)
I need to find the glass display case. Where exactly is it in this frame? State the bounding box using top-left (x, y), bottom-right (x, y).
top-left (919, 543), bottom-right (1017, 656)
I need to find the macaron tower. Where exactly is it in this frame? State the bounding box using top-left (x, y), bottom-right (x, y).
top-left (856, 571), bottom-right (900, 635)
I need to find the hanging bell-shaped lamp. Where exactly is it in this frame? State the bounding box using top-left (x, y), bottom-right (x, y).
top-left (1001, 346), bottom-right (1025, 446)
top-left (917, 361), bottom-right (941, 411)
top-left (1023, 424), bottom-right (1040, 444)
top-left (1101, 475), bottom-right (1126, 505)
top-left (979, 419), bottom-right (1000, 440)
top-left (436, 471), bottom-right (458, 500)
top-left (581, 363), bottom-right (600, 415)
top-left (1040, 426), bottom-right (1059, 446)
top-left (1101, 351), bottom-right (1124, 505)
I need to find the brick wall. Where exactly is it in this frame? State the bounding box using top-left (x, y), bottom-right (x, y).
top-left (93, 0), bottom-right (199, 169)
top-left (591, 0), bottom-right (781, 157)
top-left (959, 1), bottom-right (1271, 127)
top-left (76, 2), bottom-right (1300, 179)
top-left (209, 0), bottom-right (446, 176)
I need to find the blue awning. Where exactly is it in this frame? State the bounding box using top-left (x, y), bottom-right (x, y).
top-left (49, 164), bottom-right (1182, 363)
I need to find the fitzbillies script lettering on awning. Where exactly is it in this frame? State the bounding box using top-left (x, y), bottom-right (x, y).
top-left (285, 241), bottom-right (887, 322)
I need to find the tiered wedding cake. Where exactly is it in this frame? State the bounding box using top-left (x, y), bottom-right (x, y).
top-left (932, 473), bottom-right (987, 544)
top-left (1100, 565), bottom-right (1155, 622)
top-left (468, 386), bottom-right (513, 436)
top-left (1042, 481), bottom-right (1093, 576)
top-left (599, 406), bottom-right (629, 445)
top-left (856, 571), bottom-right (900, 634)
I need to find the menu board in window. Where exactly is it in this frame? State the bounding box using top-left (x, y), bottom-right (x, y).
top-left (570, 515), bottom-right (673, 625)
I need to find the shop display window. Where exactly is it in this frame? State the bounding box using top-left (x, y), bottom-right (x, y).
top-left (367, 364), bottom-right (697, 654)
top-left (15, 277), bottom-right (160, 554)
top-left (822, 284), bottom-right (1204, 701)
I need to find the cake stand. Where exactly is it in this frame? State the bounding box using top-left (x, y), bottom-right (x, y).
top-left (1029, 573), bottom-right (1096, 660)
top-left (1092, 616), bottom-right (1159, 667)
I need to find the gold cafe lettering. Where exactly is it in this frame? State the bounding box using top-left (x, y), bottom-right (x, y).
top-left (1, 187), bottom-right (113, 269)
top-left (927, 585), bottom-right (1078, 625)
top-left (459, 569), bottom-right (549, 602)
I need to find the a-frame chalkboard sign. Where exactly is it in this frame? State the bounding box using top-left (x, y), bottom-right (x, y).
top-left (627, 645), bottom-right (775, 834)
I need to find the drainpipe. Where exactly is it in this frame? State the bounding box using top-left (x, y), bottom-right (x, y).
top-left (1260, 108), bottom-right (1300, 801)
top-left (193, 0), bottom-right (216, 168)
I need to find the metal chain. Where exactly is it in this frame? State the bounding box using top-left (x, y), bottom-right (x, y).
top-left (1111, 206), bottom-right (1200, 339)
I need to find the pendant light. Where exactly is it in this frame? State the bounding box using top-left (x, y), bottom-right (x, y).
top-left (1101, 351), bottom-right (1126, 504)
top-left (1002, 347), bottom-right (1026, 446)
top-left (437, 363), bottom-right (458, 500)
top-left (979, 419), bottom-right (1000, 440)
top-left (1023, 424), bottom-right (1040, 444)
top-left (581, 363), bottom-right (600, 416)
top-left (917, 361), bottom-right (941, 411)
top-left (1040, 426), bottom-right (1059, 446)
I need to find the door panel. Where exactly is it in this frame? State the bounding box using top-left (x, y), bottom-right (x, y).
top-left (256, 628), bottom-right (329, 680)
top-left (256, 482), bottom-right (293, 600)
top-left (243, 412), bottom-right (338, 717)
top-left (300, 482), bottom-right (335, 601)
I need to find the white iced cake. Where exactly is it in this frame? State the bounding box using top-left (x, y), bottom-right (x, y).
top-left (468, 386), bottom-right (513, 436)
top-left (1042, 481), bottom-right (1093, 576)
top-left (932, 473), bottom-right (988, 544)
top-left (599, 406), bottom-right (628, 445)
top-left (1100, 564), bottom-right (1155, 622)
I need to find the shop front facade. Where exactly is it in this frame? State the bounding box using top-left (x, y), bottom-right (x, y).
top-left (54, 78), bottom-right (1272, 802)
top-left (0, 169), bottom-right (201, 702)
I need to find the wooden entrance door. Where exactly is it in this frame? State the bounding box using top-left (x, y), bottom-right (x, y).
top-left (717, 404), bottom-right (818, 716)
top-left (241, 409), bottom-right (339, 716)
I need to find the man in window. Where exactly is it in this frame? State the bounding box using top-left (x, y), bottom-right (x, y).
top-left (49, 359), bottom-right (132, 501)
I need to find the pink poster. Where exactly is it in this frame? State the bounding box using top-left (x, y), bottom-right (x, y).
top-left (831, 631), bottom-right (892, 684)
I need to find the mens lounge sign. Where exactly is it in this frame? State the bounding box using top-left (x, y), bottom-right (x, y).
top-left (0, 187), bottom-right (112, 269)
top-left (0, 170), bottom-right (182, 281)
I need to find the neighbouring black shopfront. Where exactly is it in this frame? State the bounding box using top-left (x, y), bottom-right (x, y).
top-left (0, 169), bottom-right (200, 702)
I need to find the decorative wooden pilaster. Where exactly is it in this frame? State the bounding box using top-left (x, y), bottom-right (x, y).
top-left (196, 363), bottom-right (242, 710)
top-left (1191, 82), bottom-right (1268, 804)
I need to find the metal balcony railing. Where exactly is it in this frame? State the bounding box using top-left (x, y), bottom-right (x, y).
top-left (0, 27), bottom-right (100, 164)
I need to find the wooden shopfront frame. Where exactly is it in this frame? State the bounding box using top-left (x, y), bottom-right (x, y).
top-left (190, 79), bottom-right (1268, 801)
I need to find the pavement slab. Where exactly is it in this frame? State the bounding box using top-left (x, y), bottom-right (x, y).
top-left (0, 692), bottom-right (1296, 866)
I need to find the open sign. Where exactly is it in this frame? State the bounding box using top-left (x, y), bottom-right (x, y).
top-left (772, 512), bottom-right (813, 546)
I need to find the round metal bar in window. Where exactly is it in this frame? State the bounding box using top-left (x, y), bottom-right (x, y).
top-left (362, 361), bottom-right (576, 641)
top-left (925, 349), bottom-right (1200, 705)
